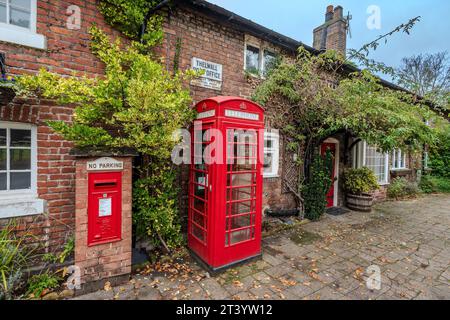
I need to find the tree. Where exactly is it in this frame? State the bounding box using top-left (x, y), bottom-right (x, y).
top-left (396, 52), bottom-right (450, 104)
top-left (252, 18), bottom-right (444, 214)
top-left (16, 27), bottom-right (198, 250)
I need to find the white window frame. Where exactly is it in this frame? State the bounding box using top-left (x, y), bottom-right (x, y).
top-left (391, 149), bottom-right (407, 170)
top-left (0, 0), bottom-right (46, 49)
top-left (353, 141), bottom-right (389, 185)
top-left (263, 130), bottom-right (279, 178)
top-left (262, 49), bottom-right (276, 76)
top-left (0, 121), bottom-right (37, 199)
top-left (0, 121), bottom-right (44, 220)
top-left (244, 42), bottom-right (261, 75)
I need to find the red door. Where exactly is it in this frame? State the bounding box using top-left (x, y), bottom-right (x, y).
top-left (321, 143), bottom-right (336, 208)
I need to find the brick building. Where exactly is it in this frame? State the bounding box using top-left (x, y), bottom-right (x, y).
top-left (0, 0), bottom-right (420, 258)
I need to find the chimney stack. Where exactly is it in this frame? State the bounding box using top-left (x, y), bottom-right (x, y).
top-left (313, 5), bottom-right (348, 56)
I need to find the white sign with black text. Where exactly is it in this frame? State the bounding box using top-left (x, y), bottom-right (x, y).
top-left (191, 58), bottom-right (223, 91)
top-left (87, 157), bottom-right (124, 171)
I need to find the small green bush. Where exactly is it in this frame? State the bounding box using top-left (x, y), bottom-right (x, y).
top-left (303, 151), bottom-right (333, 221)
top-left (387, 177), bottom-right (419, 198)
top-left (419, 175), bottom-right (437, 193)
top-left (343, 167), bottom-right (379, 195)
top-left (26, 273), bottom-right (61, 298)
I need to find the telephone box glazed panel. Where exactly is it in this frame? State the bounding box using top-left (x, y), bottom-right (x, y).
top-left (88, 172), bottom-right (122, 246)
top-left (188, 97), bottom-right (265, 272)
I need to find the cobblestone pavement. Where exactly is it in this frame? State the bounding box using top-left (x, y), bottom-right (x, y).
top-left (74, 194), bottom-right (450, 300)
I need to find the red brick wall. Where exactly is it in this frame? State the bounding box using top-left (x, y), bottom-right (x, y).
top-left (0, 1), bottom-right (296, 256)
top-left (0, 0), bottom-right (126, 255)
top-left (159, 6), bottom-right (297, 215)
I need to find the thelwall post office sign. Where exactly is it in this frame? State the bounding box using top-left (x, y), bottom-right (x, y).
top-left (191, 57), bottom-right (223, 91)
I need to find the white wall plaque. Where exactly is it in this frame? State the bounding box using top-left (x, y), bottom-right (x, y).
top-left (87, 157), bottom-right (124, 171)
top-left (225, 109), bottom-right (259, 121)
top-left (191, 58), bottom-right (223, 91)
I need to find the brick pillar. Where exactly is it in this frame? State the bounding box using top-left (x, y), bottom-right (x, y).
top-left (74, 156), bottom-right (133, 293)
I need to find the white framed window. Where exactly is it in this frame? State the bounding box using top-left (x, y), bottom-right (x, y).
top-left (245, 44), bottom-right (260, 75)
top-left (262, 50), bottom-right (276, 76)
top-left (0, 122), bottom-right (44, 219)
top-left (244, 42), bottom-right (277, 77)
top-left (0, 0), bottom-right (46, 49)
top-left (263, 130), bottom-right (279, 178)
top-left (391, 149), bottom-right (407, 170)
top-left (352, 141), bottom-right (389, 185)
top-left (0, 122), bottom-right (37, 197)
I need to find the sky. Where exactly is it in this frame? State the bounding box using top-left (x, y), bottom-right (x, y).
top-left (207, 0), bottom-right (450, 78)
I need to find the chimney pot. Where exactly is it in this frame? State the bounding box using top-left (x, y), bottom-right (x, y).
top-left (313, 5), bottom-right (347, 56)
top-left (325, 5), bottom-right (334, 21)
top-left (334, 6), bottom-right (343, 19)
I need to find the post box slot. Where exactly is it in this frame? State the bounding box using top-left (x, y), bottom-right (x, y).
top-left (94, 180), bottom-right (117, 188)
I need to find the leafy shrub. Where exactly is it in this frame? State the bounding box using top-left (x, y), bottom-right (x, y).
top-left (303, 151), bottom-right (333, 221)
top-left (26, 273), bottom-right (61, 298)
top-left (133, 166), bottom-right (183, 250)
top-left (0, 223), bottom-right (34, 300)
top-left (343, 167), bottom-right (379, 195)
top-left (420, 175), bottom-right (450, 193)
top-left (387, 177), bottom-right (420, 198)
top-left (419, 175), bottom-right (437, 193)
top-left (429, 125), bottom-right (450, 179)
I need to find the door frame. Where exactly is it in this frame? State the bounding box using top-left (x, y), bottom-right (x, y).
top-left (322, 138), bottom-right (339, 207)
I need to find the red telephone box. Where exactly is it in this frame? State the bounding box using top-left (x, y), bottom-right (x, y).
top-left (88, 171), bottom-right (122, 246)
top-left (188, 97), bottom-right (265, 272)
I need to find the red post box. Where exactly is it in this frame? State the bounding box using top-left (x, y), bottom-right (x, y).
top-left (88, 171), bottom-right (122, 246)
top-left (188, 96), bottom-right (265, 273)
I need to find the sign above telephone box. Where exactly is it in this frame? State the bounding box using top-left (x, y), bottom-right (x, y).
top-left (87, 157), bottom-right (124, 171)
top-left (191, 57), bottom-right (223, 91)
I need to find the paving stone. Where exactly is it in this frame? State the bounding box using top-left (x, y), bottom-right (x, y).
top-left (200, 278), bottom-right (229, 300)
top-left (72, 195), bottom-right (450, 301)
top-left (136, 287), bottom-right (163, 300)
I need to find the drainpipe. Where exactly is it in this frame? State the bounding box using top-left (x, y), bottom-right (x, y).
top-left (139, 0), bottom-right (172, 43)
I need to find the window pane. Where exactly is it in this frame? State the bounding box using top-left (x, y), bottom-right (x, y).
top-left (245, 45), bottom-right (260, 73)
top-left (0, 149), bottom-right (6, 170)
top-left (263, 51), bottom-right (276, 75)
top-left (0, 3), bottom-right (6, 23)
top-left (0, 172), bottom-right (6, 190)
top-left (10, 172), bottom-right (31, 190)
top-left (10, 149), bottom-right (31, 170)
top-left (228, 215), bottom-right (251, 230)
top-left (10, 129), bottom-right (31, 147)
top-left (10, 0), bottom-right (31, 10)
top-left (230, 228), bottom-right (251, 244)
top-left (192, 225), bottom-right (205, 241)
top-left (0, 129), bottom-right (6, 146)
top-left (366, 146), bottom-right (386, 183)
top-left (264, 152), bottom-right (274, 173)
top-left (10, 8), bottom-right (31, 29)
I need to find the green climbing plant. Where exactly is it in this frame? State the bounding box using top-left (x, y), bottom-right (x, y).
top-left (16, 26), bottom-right (199, 251)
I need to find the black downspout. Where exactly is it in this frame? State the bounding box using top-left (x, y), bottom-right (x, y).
top-left (139, 0), bottom-right (172, 43)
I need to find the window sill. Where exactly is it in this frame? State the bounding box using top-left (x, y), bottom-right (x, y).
top-left (263, 175), bottom-right (279, 179)
top-left (0, 197), bottom-right (46, 219)
top-left (0, 24), bottom-right (46, 50)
